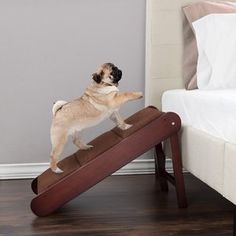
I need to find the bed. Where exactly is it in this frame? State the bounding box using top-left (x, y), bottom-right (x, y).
top-left (162, 89), bottom-right (236, 205)
top-left (161, 0), bottom-right (236, 209)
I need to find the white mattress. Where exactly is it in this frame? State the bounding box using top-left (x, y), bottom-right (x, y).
top-left (162, 89), bottom-right (236, 145)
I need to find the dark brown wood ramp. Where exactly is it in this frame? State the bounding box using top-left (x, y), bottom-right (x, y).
top-left (31, 106), bottom-right (187, 216)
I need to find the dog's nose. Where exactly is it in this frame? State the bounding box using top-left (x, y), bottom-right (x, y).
top-left (112, 68), bottom-right (122, 82)
top-left (118, 70), bottom-right (122, 79)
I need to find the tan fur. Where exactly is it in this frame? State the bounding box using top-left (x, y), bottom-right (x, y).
top-left (50, 63), bottom-right (143, 173)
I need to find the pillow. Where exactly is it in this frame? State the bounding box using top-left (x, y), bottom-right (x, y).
top-left (183, 0), bottom-right (236, 90)
top-left (193, 13), bottom-right (236, 89)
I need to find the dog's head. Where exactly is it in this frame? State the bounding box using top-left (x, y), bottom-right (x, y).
top-left (92, 63), bottom-right (122, 86)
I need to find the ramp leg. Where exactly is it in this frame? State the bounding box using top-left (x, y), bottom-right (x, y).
top-left (155, 143), bottom-right (168, 192)
top-left (170, 133), bottom-right (187, 208)
top-left (234, 205), bottom-right (236, 236)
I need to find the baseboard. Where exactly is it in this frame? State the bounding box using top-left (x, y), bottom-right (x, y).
top-left (0, 159), bottom-right (173, 180)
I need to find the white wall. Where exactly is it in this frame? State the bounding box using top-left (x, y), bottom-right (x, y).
top-left (0, 0), bottom-right (146, 164)
top-left (146, 0), bottom-right (185, 109)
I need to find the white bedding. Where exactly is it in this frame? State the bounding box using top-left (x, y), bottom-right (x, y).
top-left (162, 89), bottom-right (236, 145)
top-left (193, 13), bottom-right (236, 89)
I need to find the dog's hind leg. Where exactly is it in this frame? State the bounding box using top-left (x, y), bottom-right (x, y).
top-left (72, 132), bottom-right (93, 150)
top-left (50, 129), bottom-right (68, 173)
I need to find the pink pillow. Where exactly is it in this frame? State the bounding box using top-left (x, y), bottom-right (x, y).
top-left (183, 1), bottom-right (236, 90)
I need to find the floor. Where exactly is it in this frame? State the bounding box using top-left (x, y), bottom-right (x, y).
top-left (0, 174), bottom-right (234, 236)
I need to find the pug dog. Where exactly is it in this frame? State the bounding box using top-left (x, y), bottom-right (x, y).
top-left (50, 63), bottom-right (143, 173)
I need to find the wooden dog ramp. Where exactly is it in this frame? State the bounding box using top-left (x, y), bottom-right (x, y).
top-left (31, 106), bottom-right (187, 216)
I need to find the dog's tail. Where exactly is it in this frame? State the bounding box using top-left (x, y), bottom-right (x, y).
top-left (52, 100), bottom-right (68, 116)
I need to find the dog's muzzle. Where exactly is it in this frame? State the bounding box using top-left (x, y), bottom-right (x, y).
top-left (112, 68), bottom-right (122, 83)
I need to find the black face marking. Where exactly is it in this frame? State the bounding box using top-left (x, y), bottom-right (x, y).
top-left (111, 67), bottom-right (122, 83)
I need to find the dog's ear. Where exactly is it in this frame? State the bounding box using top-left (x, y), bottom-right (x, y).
top-left (92, 73), bottom-right (102, 83)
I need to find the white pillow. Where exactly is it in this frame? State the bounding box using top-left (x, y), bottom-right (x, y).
top-left (193, 13), bottom-right (236, 89)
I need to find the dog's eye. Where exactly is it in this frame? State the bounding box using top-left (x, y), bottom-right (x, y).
top-left (109, 75), bottom-right (113, 79)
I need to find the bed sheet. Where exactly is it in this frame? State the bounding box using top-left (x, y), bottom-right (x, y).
top-left (162, 89), bottom-right (236, 144)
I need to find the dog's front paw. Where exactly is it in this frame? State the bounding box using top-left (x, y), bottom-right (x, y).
top-left (80, 144), bottom-right (94, 150)
top-left (119, 123), bottom-right (133, 130)
top-left (134, 92), bottom-right (143, 99)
